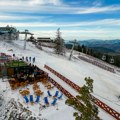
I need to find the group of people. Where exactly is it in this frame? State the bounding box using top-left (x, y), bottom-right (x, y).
top-left (22, 56), bottom-right (36, 63)
top-left (12, 63), bottom-right (46, 83)
top-left (12, 54), bottom-right (36, 63)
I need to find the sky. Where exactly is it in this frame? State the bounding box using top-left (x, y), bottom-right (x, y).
top-left (0, 0), bottom-right (120, 40)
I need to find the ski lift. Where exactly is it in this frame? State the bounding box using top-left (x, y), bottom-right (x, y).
top-left (102, 55), bottom-right (106, 61)
top-left (110, 57), bottom-right (114, 64)
top-left (19, 30), bottom-right (33, 50)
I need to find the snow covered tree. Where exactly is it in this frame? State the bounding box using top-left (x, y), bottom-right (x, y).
top-left (66, 77), bottom-right (100, 120)
top-left (54, 28), bottom-right (65, 55)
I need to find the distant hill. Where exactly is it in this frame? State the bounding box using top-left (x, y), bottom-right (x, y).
top-left (77, 39), bottom-right (120, 54)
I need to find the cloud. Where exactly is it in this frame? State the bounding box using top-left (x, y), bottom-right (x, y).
top-left (0, 19), bottom-right (120, 27)
top-left (0, 0), bottom-right (119, 40)
top-left (0, 0), bottom-right (62, 7)
top-left (1, 18), bottom-right (118, 40)
top-left (0, 0), bottom-right (120, 14)
top-left (0, 15), bottom-right (49, 21)
top-left (29, 0), bottom-right (62, 5)
top-left (76, 6), bottom-right (120, 14)
top-left (92, 0), bottom-right (102, 6)
top-left (28, 29), bottom-right (120, 40)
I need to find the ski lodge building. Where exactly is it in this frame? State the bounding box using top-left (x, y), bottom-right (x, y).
top-left (0, 25), bottom-right (19, 40)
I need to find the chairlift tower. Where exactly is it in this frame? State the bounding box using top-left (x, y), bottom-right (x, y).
top-left (69, 39), bottom-right (76, 60)
top-left (19, 30), bottom-right (34, 50)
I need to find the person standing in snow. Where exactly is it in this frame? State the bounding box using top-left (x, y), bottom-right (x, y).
top-left (13, 54), bottom-right (15, 57)
top-left (29, 57), bottom-right (31, 62)
top-left (33, 57), bottom-right (35, 63)
top-left (26, 56), bottom-right (28, 62)
top-left (22, 56), bottom-right (24, 61)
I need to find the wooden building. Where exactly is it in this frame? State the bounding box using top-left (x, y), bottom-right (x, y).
top-left (37, 37), bottom-right (53, 43)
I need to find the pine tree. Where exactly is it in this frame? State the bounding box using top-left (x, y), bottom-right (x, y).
top-left (78, 45), bottom-right (82, 52)
top-left (54, 28), bottom-right (65, 55)
top-left (66, 77), bottom-right (100, 120)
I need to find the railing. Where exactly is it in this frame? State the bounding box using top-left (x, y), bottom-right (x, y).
top-left (48, 76), bottom-right (100, 119)
top-left (44, 64), bottom-right (120, 120)
top-left (78, 55), bottom-right (115, 73)
top-left (48, 77), bottom-right (74, 99)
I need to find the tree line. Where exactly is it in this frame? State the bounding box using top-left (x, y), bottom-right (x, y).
top-left (72, 44), bottom-right (120, 67)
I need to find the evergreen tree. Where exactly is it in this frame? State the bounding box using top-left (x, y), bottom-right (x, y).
top-left (81, 45), bottom-right (87, 53)
top-left (78, 45), bottom-right (82, 52)
top-left (66, 77), bottom-right (100, 120)
top-left (54, 28), bottom-right (65, 55)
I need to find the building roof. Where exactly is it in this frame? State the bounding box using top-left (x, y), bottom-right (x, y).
top-left (37, 37), bottom-right (51, 39)
top-left (0, 26), bottom-right (17, 34)
top-left (5, 60), bottom-right (28, 68)
top-left (37, 37), bottom-right (52, 42)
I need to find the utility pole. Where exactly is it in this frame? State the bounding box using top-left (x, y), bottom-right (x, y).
top-left (69, 39), bottom-right (76, 60)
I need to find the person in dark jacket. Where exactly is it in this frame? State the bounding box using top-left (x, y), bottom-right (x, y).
top-left (33, 57), bottom-right (35, 63)
top-left (22, 56), bottom-right (24, 61)
top-left (29, 57), bottom-right (31, 62)
top-left (26, 57), bottom-right (28, 62)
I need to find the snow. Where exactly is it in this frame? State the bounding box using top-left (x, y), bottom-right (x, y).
top-left (0, 78), bottom-right (75, 120)
top-left (45, 58), bottom-right (120, 112)
top-left (0, 40), bottom-right (120, 120)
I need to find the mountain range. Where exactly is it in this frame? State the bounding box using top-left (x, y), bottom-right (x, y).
top-left (77, 39), bottom-right (120, 54)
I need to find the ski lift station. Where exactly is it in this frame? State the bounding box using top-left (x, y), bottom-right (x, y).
top-left (0, 25), bottom-right (19, 40)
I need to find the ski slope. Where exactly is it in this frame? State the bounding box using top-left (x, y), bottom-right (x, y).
top-left (0, 77), bottom-right (75, 120)
top-left (0, 40), bottom-right (120, 120)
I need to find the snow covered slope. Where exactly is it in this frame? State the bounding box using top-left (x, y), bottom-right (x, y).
top-left (0, 40), bottom-right (120, 120)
